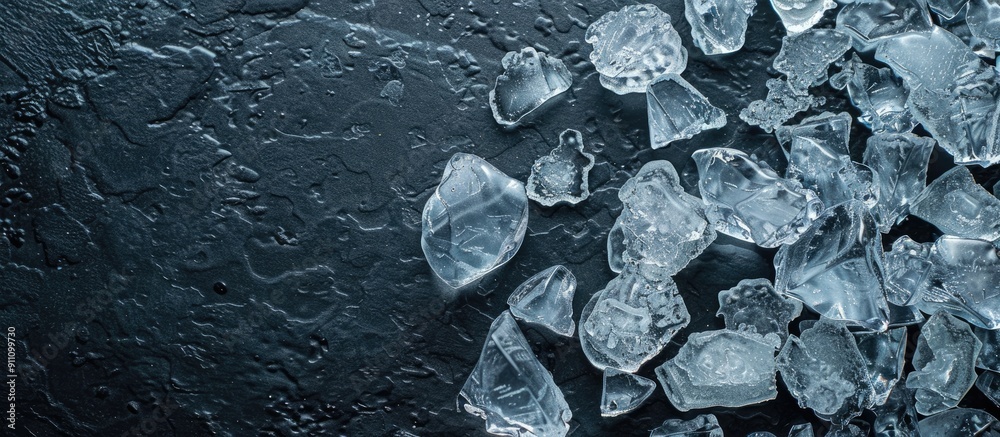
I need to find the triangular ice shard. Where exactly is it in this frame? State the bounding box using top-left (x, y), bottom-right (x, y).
top-left (600, 368), bottom-right (656, 417)
top-left (646, 74), bottom-right (726, 149)
top-left (507, 265), bottom-right (577, 337)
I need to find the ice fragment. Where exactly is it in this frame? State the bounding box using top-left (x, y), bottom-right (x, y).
top-left (835, 0), bottom-right (934, 50)
top-left (489, 47), bottom-right (572, 126)
top-left (907, 311), bottom-right (982, 416)
top-left (647, 74), bottom-right (726, 149)
top-left (740, 79), bottom-right (825, 133)
top-left (600, 367), bottom-right (656, 417)
top-left (917, 408), bottom-right (1000, 436)
top-left (977, 371), bottom-right (1000, 407)
top-left (650, 414), bottom-right (724, 437)
top-left (788, 423), bottom-right (815, 437)
top-left (968, 0), bottom-right (1000, 52)
top-left (975, 326), bottom-right (1000, 371)
top-left (774, 29), bottom-right (852, 93)
top-left (854, 328), bottom-right (907, 406)
top-left (871, 384), bottom-right (920, 437)
top-left (909, 165), bottom-right (1000, 241)
top-left (770, 0), bottom-right (836, 34)
top-left (831, 55), bottom-right (916, 134)
top-left (717, 278), bottom-right (802, 345)
top-left (526, 129), bottom-right (595, 207)
top-left (507, 265), bottom-right (577, 337)
top-left (586, 4), bottom-right (688, 94)
top-left (862, 133), bottom-right (935, 232)
top-left (927, 0), bottom-right (969, 20)
top-left (685, 0), bottom-right (757, 55)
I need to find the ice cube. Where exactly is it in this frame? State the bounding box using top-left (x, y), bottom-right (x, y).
top-left (909, 165), bottom-right (1000, 241)
top-left (968, 0), bottom-right (1000, 53)
top-left (489, 47), bottom-right (572, 126)
top-left (774, 29), bottom-right (852, 93)
top-left (835, 0), bottom-right (934, 50)
top-left (831, 55), bottom-right (916, 134)
top-left (740, 78), bottom-right (826, 133)
top-left (717, 278), bottom-right (803, 346)
top-left (646, 74), bottom-right (726, 149)
top-left (871, 384), bottom-right (920, 437)
top-left (907, 311), bottom-right (982, 416)
top-left (862, 132), bottom-right (935, 232)
top-left (459, 311), bottom-right (572, 437)
top-left (685, 0), bottom-right (757, 55)
top-left (585, 4), bottom-right (687, 94)
top-left (526, 129), bottom-right (595, 207)
top-left (975, 326), bottom-right (1000, 371)
top-left (507, 265), bottom-right (577, 337)
top-left (976, 370), bottom-right (1000, 407)
top-left (422, 153), bottom-right (529, 289)
top-left (770, 0), bottom-right (836, 34)
top-left (854, 328), bottom-right (907, 406)
top-left (918, 408), bottom-right (1000, 436)
top-left (600, 367), bottom-right (657, 417)
top-left (650, 414), bottom-right (724, 437)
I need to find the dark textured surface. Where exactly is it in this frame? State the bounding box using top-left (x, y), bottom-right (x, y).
top-left (2, 1), bottom-right (999, 436)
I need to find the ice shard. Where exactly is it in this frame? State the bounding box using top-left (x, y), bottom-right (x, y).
top-left (788, 423), bottom-right (815, 437)
top-left (774, 29), bottom-right (852, 93)
top-left (650, 414), bottom-right (724, 437)
top-left (975, 326), bottom-right (1000, 371)
top-left (507, 265), bottom-right (577, 337)
top-left (835, 0), bottom-right (934, 50)
top-left (585, 4), bottom-right (688, 94)
top-left (692, 147), bottom-right (824, 247)
top-left (872, 384), bottom-right (920, 437)
top-left (968, 0), bottom-right (1000, 52)
top-left (579, 264), bottom-right (690, 373)
top-left (977, 371), bottom-right (1000, 407)
top-left (909, 166), bottom-right (1000, 241)
top-left (786, 132), bottom-right (880, 209)
top-left (525, 129), bottom-right (595, 207)
top-left (684, 0), bottom-right (756, 55)
top-left (862, 133), bottom-right (935, 232)
top-left (717, 278), bottom-right (802, 346)
top-left (927, 0), bottom-right (969, 20)
top-left (655, 329), bottom-right (778, 411)
top-left (600, 367), bottom-right (656, 417)
top-left (854, 328), bottom-right (907, 406)
top-left (831, 55), bottom-right (916, 134)
top-left (646, 74), bottom-right (726, 149)
top-left (918, 408), bottom-right (1000, 436)
top-left (907, 311), bottom-right (982, 416)
top-left (459, 312), bottom-right (572, 437)
top-left (740, 78), bottom-right (825, 133)
top-left (422, 153), bottom-right (529, 289)
top-left (489, 47), bottom-right (572, 126)
top-left (775, 111), bottom-right (851, 156)
top-left (776, 319), bottom-right (874, 425)
top-left (773, 201), bottom-right (890, 331)
top-left (607, 160), bottom-right (716, 275)
top-left (770, 0), bottom-right (836, 34)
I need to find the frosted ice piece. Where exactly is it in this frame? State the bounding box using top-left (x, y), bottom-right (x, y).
top-left (526, 129), bottom-right (595, 207)
top-left (909, 166), bottom-right (1000, 241)
top-left (832, 55), bottom-right (916, 134)
top-left (770, 0), bottom-right (836, 34)
top-left (489, 47), bottom-right (572, 126)
top-left (606, 161), bottom-right (716, 275)
top-left (692, 147), bottom-right (824, 247)
top-left (600, 367), bottom-right (656, 417)
top-left (585, 4), bottom-right (688, 94)
top-left (835, 0), bottom-right (934, 50)
top-left (655, 329), bottom-right (778, 411)
top-left (977, 371), bottom-right (1000, 407)
top-left (786, 135), bottom-right (880, 209)
top-left (927, 0), bottom-right (969, 19)
top-left (650, 414), bottom-right (724, 437)
top-left (918, 408), bottom-right (1000, 436)
top-left (774, 201), bottom-right (891, 331)
top-left (422, 153), bottom-right (529, 289)
top-left (579, 264), bottom-right (690, 372)
top-left (459, 312), bottom-right (572, 437)
top-left (862, 132), bottom-right (935, 232)
top-left (871, 384), bottom-right (920, 437)
top-left (967, 0), bottom-right (1000, 52)
top-left (776, 319), bottom-right (874, 425)
top-left (854, 328), bottom-right (907, 406)
top-left (740, 79), bottom-right (826, 133)
top-left (774, 29), bottom-right (852, 93)
top-left (717, 278), bottom-right (803, 345)
top-left (788, 423), bottom-right (814, 437)
top-left (646, 74), bottom-right (726, 149)
top-left (685, 0), bottom-right (756, 55)
top-left (876, 27), bottom-right (1000, 166)
top-left (907, 311), bottom-right (982, 416)
top-left (884, 236), bottom-right (1000, 329)
top-left (507, 265), bottom-right (577, 337)
top-left (975, 326), bottom-right (1000, 371)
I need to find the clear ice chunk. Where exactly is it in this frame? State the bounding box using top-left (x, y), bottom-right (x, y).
top-left (770, 0), bottom-right (836, 34)
top-left (459, 312), bottom-right (572, 437)
top-left (600, 367), bottom-right (657, 417)
top-left (692, 147), bottom-right (824, 248)
top-left (918, 408), bottom-right (1000, 436)
top-left (646, 74), bottom-right (726, 149)
top-left (607, 160), bottom-right (716, 275)
top-left (776, 319), bottom-right (874, 425)
top-left (831, 55), bottom-right (916, 134)
top-left (862, 132), bottom-right (935, 232)
top-left (489, 47), bottom-right (572, 126)
top-left (854, 328), bottom-right (907, 406)
top-left (526, 129), bottom-right (596, 207)
top-left (788, 423), bottom-right (815, 437)
top-left (685, 0), bottom-right (756, 55)
top-left (909, 165), bottom-right (1000, 241)
top-left (775, 111), bottom-right (851, 156)
top-left (977, 370), bottom-right (1000, 407)
top-left (650, 414), bottom-right (724, 437)
top-left (871, 384), bottom-right (920, 437)
top-left (968, 0), bottom-right (1000, 52)
top-left (835, 0), bottom-right (934, 50)
top-left (422, 153), bottom-right (529, 289)
top-left (774, 29), bottom-right (852, 93)
top-left (586, 4), bottom-right (688, 94)
top-left (773, 201), bottom-right (891, 331)
top-left (717, 278), bottom-right (803, 346)
top-left (579, 263), bottom-right (690, 373)
top-left (927, 0), bottom-right (969, 20)
top-left (975, 326), bottom-right (1000, 371)
top-left (888, 302), bottom-right (925, 327)
top-left (655, 329), bottom-right (779, 411)
top-left (740, 78), bottom-right (826, 133)
top-left (507, 265), bottom-right (577, 337)
top-left (907, 311), bottom-right (982, 416)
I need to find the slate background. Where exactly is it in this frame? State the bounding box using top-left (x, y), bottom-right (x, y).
top-left (2, 0), bottom-right (999, 436)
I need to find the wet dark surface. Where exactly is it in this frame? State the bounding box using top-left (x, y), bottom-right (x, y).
top-left (1, 1), bottom-right (999, 436)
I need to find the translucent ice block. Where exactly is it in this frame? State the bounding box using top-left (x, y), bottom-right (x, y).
top-left (831, 55), bottom-right (916, 134)
top-left (774, 29), bottom-right (852, 93)
top-left (871, 383), bottom-right (920, 437)
top-left (600, 367), bottom-right (656, 417)
top-left (586, 4), bottom-right (687, 94)
top-left (918, 408), bottom-right (1000, 436)
top-left (788, 423), bottom-right (815, 437)
top-left (862, 132), bottom-right (935, 232)
top-left (975, 326), bottom-right (1000, 371)
top-left (775, 111), bottom-right (851, 157)
top-left (786, 135), bottom-right (880, 209)
top-left (968, 0), bottom-right (1000, 52)
top-left (927, 0), bottom-right (969, 20)
top-left (489, 47), bottom-right (572, 126)
top-left (685, 0), bottom-right (756, 55)
top-left (650, 414), bottom-right (724, 437)
top-left (770, 0), bottom-right (836, 34)
top-left (646, 74), bottom-right (726, 149)
top-left (740, 78), bottom-right (825, 133)
top-left (526, 129), bottom-right (595, 207)
top-left (854, 328), bottom-right (907, 406)
top-left (909, 165), bottom-right (1000, 241)
top-left (507, 265), bottom-right (576, 337)
top-left (976, 370), bottom-right (1000, 407)
top-left (835, 0), bottom-right (933, 50)
top-left (717, 278), bottom-right (802, 346)
top-left (907, 311), bottom-right (982, 416)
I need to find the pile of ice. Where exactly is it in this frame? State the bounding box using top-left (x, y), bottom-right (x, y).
top-left (422, 2), bottom-right (1000, 436)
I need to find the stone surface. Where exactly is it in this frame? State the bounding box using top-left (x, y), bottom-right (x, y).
top-left (526, 129), bottom-right (595, 207)
top-left (585, 4), bottom-right (687, 94)
top-left (646, 74), bottom-right (726, 149)
top-left (907, 312), bottom-right (982, 416)
top-left (489, 47), bottom-right (572, 126)
top-left (600, 368), bottom-right (656, 417)
top-left (507, 265), bottom-right (576, 337)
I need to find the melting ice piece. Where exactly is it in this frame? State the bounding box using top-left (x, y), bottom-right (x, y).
top-left (976, 327), bottom-right (1000, 371)
top-left (684, 0), bottom-right (756, 55)
top-left (422, 153), bottom-right (529, 289)
top-left (968, 0), bottom-right (1000, 52)
top-left (835, 0), bottom-right (934, 50)
top-left (918, 408), bottom-right (1000, 436)
top-left (489, 47), bottom-right (572, 126)
top-left (579, 263), bottom-right (690, 373)
top-left (526, 129), bottom-right (595, 207)
top-left (831, 55), bottom-right (916, 134)
top-left (655, 329), bottom-right (779, 411)
top-left (717, 278), bottom-right (802, 345)
top-left (586, 4), bottom-right (687, 94)
top-left (862, 133), bottom-right (935, 232)
top-left (785, 125), bottom-right (880, 208)
top-left (770, 0), bottom-right (836, 34)
top-left (692, 147), bottom-right (823, 247)
top-left (646, 74), bottom-right (726, 149)
top-left (909, 166), bottom-right (1000, 241)
top-left (876, 27), bottom-right (1000, 166)
top-left (788, 423), bottom-right (815, 437)
top-left (927, 0), bottom-right (969, 20)
top-left (607, 160), bottom-right (716, 275)
top-left (507, 265), bottom-right (577, 337)
top-left (774, 201), bottom-right (891, 331)
top-left (776, 319), bottom-right (874, 425)
top-left (872, 383), bottom-right (920, 437)
top-left (600, 367), bottom-right (656, 417)
top-left (650, 414), bottom-right (724, 437)
top-left (884, 236), bottom-right (1000, 329)
top-left (740, 78), bottom-right (826, 133)
top-left (977, 371), bottom-right (1000, 407)
top-left (774, 29), bottom-right (852, 93)
top-left (854, 328), bottom-right (907, 406)
top-left (907, 311), bottom-right (982, 416)
top-left (459, 312), bottom-right (572, 437)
